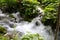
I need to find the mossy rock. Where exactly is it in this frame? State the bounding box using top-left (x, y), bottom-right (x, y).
top-left (0, 25), bottom-right (7, 35)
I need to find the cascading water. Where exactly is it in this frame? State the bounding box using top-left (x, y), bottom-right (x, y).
top-left (0, 6), bottom-right (54, 40)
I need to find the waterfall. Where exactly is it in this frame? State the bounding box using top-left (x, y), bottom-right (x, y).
top-left (0, 7), bottom-right (54, 40)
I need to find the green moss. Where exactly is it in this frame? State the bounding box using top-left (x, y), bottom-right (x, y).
top-left (0, 25), bottom-right (7, 35)
top-left (0, 33), bottom-right (43, 40)
top-left (21, 33), bottom-right (43, 40)
top-left (0, 35), bottom-right (8, 40)
top-left (9, 14), bottom-right (15, 18)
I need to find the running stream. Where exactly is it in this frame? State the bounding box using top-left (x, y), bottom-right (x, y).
top-left (0, 6), bottom-right (54, 40)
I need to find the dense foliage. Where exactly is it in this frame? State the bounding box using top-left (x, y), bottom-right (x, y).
top-left (0, 0), bottom-right (60, 40)
top-left (40, 0), bottom-right (59, 26)
top-left (0, 0), bottom-right (60, 30)
top-left (19, 0), bottom-right (40, 21)
top-left (0, 0), bottom-right (19, 13)
top-left (38, 0), bottom-right (60, 31)
top-left (0, 0), bottom-right (40, 21)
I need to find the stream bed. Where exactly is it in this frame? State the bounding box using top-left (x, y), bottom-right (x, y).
top-left (0, 7), bottom-right (54, 40)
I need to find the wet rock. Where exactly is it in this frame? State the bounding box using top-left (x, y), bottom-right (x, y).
top-left (35, 21), bottom-right (40, 26)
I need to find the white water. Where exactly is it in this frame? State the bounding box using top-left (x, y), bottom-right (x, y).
top-left (0, 7), bottom-right (54, 40)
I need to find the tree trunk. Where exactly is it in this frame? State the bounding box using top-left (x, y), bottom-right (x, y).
top-left (54, 4), bottom-right (60, 40)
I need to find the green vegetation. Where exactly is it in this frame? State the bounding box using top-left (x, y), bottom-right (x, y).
top-left (0, 33), bottom-right (43, 40)
top-left (0, 0), bottom-right (19, 13)
top-left (21, 33), bottom-right (43, 40)
top-left (38, 0), bottom-right (59, 32)
top-left (0, 0), bottom-right (40, 21)
top-left (0, 36), bottom-right (9, 40)
top-left (0, 25), bottom-right (7, 35)
top-left (40, 0), bottom-right (59, 27)
top-left (20, 0), bottom-right (40, 21)
top-left (0, 0), bottom-right (60, 39)
top-left (0, 0), bottom-right (59, 25)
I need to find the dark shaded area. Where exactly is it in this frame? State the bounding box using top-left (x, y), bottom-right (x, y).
top-left (42, 19), bottom-right (57, 32)
top-left (0, 27), bottom-right (7, 35)
top-left (1, 3), bottom-right (21, 13)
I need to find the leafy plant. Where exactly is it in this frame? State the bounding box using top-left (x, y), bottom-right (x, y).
top-left (19, 0), bottom-right (40, 21)
top-left (37, 0), bottom-right (60, 32)
top-left (21, 33), bottom-right (43, 40)
top-left (0, 0), bottom-right (40, 21)
top-left (0, 33), bottom-right (43, 40)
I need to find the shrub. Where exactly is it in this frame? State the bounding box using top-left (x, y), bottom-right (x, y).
top-left (0, 0), bottom-right (40, 21)
top-left (38, 0), bottom-right (59, 27)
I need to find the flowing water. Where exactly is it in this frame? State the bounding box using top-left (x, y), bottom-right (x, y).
top-left (0, 6), bottom-right (54, 40)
